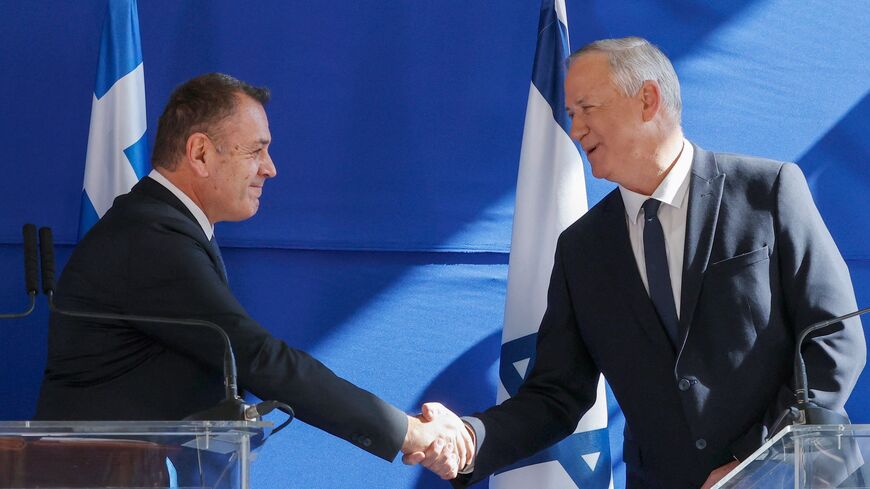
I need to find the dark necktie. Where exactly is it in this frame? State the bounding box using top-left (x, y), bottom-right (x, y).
top-left (209, 236), bottom-right (228, 284)
top-left (642, 199), bottom-right (679, 347)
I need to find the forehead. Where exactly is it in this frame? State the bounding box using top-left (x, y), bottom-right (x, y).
top-left (215, 94), bottom-right (270, 140)
top-left (565, 52), bottom-right (615, 99)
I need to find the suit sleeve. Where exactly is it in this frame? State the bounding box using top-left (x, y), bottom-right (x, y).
top-left (454, 236), bottom-right (601, 487)
top-left (730, 162), bottom-right (866, 460)
top-left (123, 221), bottom-right (408, 461)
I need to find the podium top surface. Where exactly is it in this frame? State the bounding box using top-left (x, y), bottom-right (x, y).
top-left (0, 420), bottom-right (272, 436)
top-left (769, 423), bottom-right (870, 440)
top-left (713, 424), bottom-right (870, 488)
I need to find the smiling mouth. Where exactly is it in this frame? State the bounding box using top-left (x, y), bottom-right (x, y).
top-left (586, 144), bottom-right (599, 155)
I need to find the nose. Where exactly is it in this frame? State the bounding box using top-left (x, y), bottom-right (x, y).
top-left (260, 150), bottom-right (277, 178)
top-left (569, 114), bottom-right (588, 142)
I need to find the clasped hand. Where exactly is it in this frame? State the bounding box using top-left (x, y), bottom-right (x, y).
top-left (402, 402), bottom-right (475, 479)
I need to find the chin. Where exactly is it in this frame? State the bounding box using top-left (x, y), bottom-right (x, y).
top-left (226, 207), bottom-right (258, 222)
top-left (588, 163), bottom-right (608, 180)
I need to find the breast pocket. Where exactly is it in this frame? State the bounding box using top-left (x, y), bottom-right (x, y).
top-left (699, 246), bottom-right (773, 358)
top-left (708, 245), bottom-right (770, 274)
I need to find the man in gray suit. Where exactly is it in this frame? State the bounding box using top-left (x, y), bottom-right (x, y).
top-left (412, 37), bottom-right (866, 488)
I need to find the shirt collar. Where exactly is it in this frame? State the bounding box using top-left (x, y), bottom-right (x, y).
top-left (148, 169), bottom-right (214, 240)
top-left (619, 139), bottom-right (694, 224)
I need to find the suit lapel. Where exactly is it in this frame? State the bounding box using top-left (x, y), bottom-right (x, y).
top-left (598, 192), bottom-right (676, 356)
top-left (132, 177), bottom-right (228, 284)
top-left (133, 176), bottom-right (199, 225)
top-left (677, 145), bottom-right (725, 351)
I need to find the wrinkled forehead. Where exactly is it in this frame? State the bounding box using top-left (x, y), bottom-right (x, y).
top-left (565, 53), bottom-right (618, 99)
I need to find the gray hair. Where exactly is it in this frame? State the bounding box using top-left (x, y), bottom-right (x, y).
top-left (569, 37), bottom-right (681, 124)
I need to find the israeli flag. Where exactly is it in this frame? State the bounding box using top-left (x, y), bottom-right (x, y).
top-left (79, 0), bottom-right (148, 237)
top-left (492, 1), bottom-right (614, 487)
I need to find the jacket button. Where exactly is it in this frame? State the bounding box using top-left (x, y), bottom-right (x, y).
top-left (362, 437), bottom-right (372, 447)
top-left (695, 438), bottom-right (707, 450)
top-left (678, 379), bottom-right (691, 391)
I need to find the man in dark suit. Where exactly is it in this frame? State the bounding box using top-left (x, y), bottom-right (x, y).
top-left (35, 73), bottom-right (473, 468)
top-left (416, 37), bottom-right (866, 488)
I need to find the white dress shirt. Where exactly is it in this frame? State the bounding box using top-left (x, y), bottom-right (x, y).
top-left (460, 141), bottom-right (694, 473)
top-left (618, 140), bottom-right (693, 316)
top-left (148, 169), bottom-right (214, 240)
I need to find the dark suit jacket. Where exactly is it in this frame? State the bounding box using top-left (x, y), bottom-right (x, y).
top-left (35, 176), bottom-right (408, 461)
top-left (457, 145), bottom-right (865, 488)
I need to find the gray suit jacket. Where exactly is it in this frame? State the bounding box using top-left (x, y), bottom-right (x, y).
top-left (457, 144), bottom-right (865, 488)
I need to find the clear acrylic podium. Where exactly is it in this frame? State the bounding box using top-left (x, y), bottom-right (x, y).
top-left (714, 424), bottom-right (870, 488)
top-left (0, 421), bottom-right (272, 489)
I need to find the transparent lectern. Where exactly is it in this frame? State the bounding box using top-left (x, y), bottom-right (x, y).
top-left (714, 424), bottom-right (870, 488)
top-left (0, 420), bottom-right (272, 489)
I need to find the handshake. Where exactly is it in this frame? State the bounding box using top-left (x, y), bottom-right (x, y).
top-left (401, 403), bottom-right (476, 480)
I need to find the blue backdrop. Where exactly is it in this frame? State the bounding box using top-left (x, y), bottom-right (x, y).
top-left (0, 1), bottom-right (867, 488)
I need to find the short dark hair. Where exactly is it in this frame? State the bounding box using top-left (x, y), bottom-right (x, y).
top-left (151, 73), bottom-right (271, 170)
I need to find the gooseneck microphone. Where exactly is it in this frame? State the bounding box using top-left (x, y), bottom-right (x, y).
top-left (794, 306), bottom-right (869, 425)
top-left (0, 224), bottom-right (39, 319)
top-left (36, 226), bottom-right (293, 431)
top-left (768, 307), bottom-right (868, 438)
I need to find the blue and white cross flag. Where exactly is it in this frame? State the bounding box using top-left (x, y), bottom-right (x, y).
top-left (492, 1), bottom-right (614, 487)
top-left (79, 0), bottom-right (148, 238)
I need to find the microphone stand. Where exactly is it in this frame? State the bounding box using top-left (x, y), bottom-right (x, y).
top-left (0, 224), bottom-right (39, 319)
top-left (794, 307), bottom-right (869, 425)
top-left (769, 306), bottom-right (868, 437)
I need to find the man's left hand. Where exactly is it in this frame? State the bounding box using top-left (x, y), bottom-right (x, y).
top-left (700, 460), bottom-right (740, 489)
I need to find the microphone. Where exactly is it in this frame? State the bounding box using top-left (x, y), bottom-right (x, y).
top-left (37, 226), bottom-right (294, 429)
top-left (768, 307), bottom-right (868, 438)
top-left (794, 306), bottom-right (869, 425)
top-left (0, 224), bottom-right (39, 319)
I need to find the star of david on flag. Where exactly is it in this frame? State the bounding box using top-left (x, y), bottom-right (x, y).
top-left (492, 1), bottom-right (616, 488)
top-left (79, 0), bottom-right (148, 238)
top-left (496, 333), bottom-right (612, 488)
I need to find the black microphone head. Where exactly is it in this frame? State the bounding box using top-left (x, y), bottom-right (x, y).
top-left (22, 224), bottom-right (39, 294)
top-left (38, 227), bottom-right (56, 295)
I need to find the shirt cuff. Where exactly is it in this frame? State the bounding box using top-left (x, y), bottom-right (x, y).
top-left (458, 416), bottom-right (485, 474)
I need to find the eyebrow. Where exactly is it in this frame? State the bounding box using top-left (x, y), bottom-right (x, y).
top-left (234, 138), bottom-right (270, 153)
top-left (245, 138), bottom-right (270, 149)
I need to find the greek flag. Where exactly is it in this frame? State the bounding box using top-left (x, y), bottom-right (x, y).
top-left (492, 1), bottom-right (613, 487)
top-left (79, 0), bottom-right (148, 237)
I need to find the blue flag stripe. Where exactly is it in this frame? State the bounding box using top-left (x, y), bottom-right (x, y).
top-left (124, 132), bottom-right (150, 179)
top-left (94, 0), bottom-right (143, 99)
top-left (531, 3), bottom-right (571, 134)
top-left (78, 192), bottom-right (100, 238)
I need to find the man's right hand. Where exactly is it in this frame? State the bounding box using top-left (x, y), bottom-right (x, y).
top-left (401, 402), bottom-right (475, 479)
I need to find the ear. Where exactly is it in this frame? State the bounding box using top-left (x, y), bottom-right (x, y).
top-left (639, 80), bottom-right (662, 122)
top-left (185, 132), bottom-right (211, 178)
